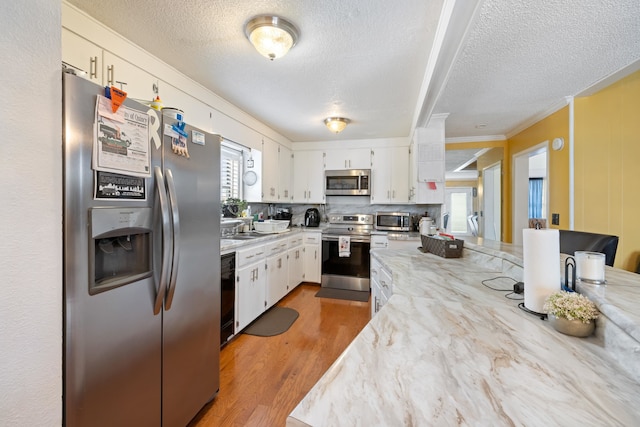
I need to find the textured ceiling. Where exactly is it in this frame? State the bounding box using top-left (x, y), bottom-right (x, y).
top-left (66, 0), bottom-right (443, 142)
top-left (437, 0), bottom-right (640, 138)
top-left (66, 0), bottom-right (640, 143)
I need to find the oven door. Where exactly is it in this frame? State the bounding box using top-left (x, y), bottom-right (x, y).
top-left (321, 236), bottom-right (370, 291)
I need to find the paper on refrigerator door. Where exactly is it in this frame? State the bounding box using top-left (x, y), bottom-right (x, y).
top-left (93, 95), bottom-right (151, 177)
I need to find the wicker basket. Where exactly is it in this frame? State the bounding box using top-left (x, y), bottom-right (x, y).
top-left (420, 235), bottom-right (464, 258)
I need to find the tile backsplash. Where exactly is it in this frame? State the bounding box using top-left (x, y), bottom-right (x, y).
top-left (246, 198), bottom-right (442, 230)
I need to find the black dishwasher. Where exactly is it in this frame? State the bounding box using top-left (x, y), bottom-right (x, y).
top-left (220, 252), bottom-right (235, 347)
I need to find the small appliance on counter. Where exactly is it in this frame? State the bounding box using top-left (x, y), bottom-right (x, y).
top-left (375, 212), bottom-right (411, 231)
top-left (305, 208), bottom-right (320, 227)
top-left (274, 207), bottom-right (293, 225)
top-left (419, 217), bottom-right (436, 236)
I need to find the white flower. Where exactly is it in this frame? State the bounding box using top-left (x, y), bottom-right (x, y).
top-left (543, 291), bottom-right (599, 324)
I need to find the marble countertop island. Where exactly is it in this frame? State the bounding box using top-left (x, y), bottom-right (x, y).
top-left (287, 240), bottom-right (640, 426)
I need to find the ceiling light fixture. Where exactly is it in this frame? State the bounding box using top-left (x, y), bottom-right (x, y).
top-left (324, 117), bottom-right (350, 134)
top-left (244, 15), bottom-right (299, 61)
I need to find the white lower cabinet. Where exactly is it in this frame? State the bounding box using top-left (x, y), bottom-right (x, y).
top-left (235, 244), bottom-right (266, 332)
top-left (370, 234), bottom-right (389, 249)
top-left (370, 256), bottom-right (393, 318)
top-left (235, 232), bottom-right (313, 334)
top-left (302, 231), bottom-right (322, 283)
top-left (288, 235), bottom-right (305, 289)
top-left (265, 239), bottom-right (290, 308)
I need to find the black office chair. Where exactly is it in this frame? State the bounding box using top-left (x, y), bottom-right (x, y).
top-left (558, 230), bottom-right (619, 267)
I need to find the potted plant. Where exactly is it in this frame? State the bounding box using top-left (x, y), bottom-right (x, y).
top-left (222, 198), bottom-right (247, 218)
top-left (543, 291), bottom-right (599, 337)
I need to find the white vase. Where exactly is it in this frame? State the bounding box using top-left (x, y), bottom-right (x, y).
top-left (548, 314), bottom-right (595, 337)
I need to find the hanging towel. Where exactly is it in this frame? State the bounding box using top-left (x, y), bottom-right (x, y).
top-left (338, 235), bottom-right (351, 257)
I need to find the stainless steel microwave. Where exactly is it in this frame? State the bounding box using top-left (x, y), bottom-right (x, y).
top-left (325, 169), bottom-right (371, 196)
top-left (375, 212), bottom-right (411, 231)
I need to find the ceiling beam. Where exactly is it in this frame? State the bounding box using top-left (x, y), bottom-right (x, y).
top-left (411, 0), bottom-right (486, 133)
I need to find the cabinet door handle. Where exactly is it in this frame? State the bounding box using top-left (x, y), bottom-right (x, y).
top-left (90, 56), bottom-right (98, 79)
top-left (107, 64), bottom-right (114, 86)
top-left (278, 258), bottom-right (282, 269)
top-left (392, 190), bottom-right (396, 198)
top-left (387, 190), bottom-right (390, 199)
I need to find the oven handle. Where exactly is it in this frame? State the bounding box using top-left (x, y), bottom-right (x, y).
top-left (322, 235), bottom-right (370, 243)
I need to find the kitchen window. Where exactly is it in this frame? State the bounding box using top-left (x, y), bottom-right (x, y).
top-left (220, 140), bottom-right (244, 202)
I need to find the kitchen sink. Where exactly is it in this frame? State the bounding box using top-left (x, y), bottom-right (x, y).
top-left (228, 234), bottom-right (259, 240)
top-left (221, 232), bottom-right (264, 241)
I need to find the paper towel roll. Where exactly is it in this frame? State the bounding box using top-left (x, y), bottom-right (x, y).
top-left (523, 228), bottom-right (560, 313)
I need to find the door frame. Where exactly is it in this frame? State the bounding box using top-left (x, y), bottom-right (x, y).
top-left (444, 187), bottom-right (474, 236)
top-left (512, 141), bottom-right (549, 245)
top-left (482, 161), bottom-right (501, 241)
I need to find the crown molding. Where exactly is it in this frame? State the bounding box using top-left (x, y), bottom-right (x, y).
top-left (505, 98), bottom-right (570, 139)
top-left (445, 135), bottom-right (506, 143)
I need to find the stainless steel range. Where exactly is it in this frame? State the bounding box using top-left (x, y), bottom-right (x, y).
top-left (321, 214), bottom-right (373, 292)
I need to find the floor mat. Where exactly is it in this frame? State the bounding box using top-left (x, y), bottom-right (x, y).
top-left (243, 306), bottom-right (299, 337)
top-left (315, 287), bottom-right (370, 302)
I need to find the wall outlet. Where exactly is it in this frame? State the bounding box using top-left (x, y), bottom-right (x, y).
top-left (552, 213), bottom-right (560, 225)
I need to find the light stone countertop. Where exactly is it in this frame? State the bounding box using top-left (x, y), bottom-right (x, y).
top-left (220, 226), bottom-right (324, 254)
top-left (287, 240), bottom-right (640, 427)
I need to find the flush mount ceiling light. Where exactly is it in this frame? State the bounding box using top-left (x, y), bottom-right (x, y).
top-left (324, 117), bottom-right (350, 134)
top-left (244, 15), bottom-right (299, 61)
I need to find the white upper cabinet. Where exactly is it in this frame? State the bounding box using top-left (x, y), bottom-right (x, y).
top-left (292, 150), bottom-right (325, 203)
top-left (262, 138), bottom-right (292, 203)
top-left (262, 137), bottom-right (280, 202)
top-left (279, 145), bottom-right (292, 202)
top-left (411, 115), bottom-right (447, 204)
top-left (159, 82), bottom-right (213, 132)
top-left (102, 52), bottom-right (157, 106)
top-left (371, 147), bottom-right (410, 204)
top-left (324, 148), bottom-right (371, 170)
top-left (62, 28), bottom-right (102, 82)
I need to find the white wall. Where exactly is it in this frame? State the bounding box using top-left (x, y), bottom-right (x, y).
top-left (0, 2), bottom-right (62, 425)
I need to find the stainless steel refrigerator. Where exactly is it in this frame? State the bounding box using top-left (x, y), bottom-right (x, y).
top-left (63, 71), bottom-right (220, 426)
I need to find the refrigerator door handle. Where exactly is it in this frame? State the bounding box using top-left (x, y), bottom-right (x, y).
top-left (154, 166), bottom-right (171, 315)
top-left (164, 168), bottom-right (181, 310)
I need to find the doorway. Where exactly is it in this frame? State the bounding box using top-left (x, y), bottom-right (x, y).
top-left (512, 142), bottom-right (548, 245)
top-left (483, 162), bottom-right (501, 241)
top-left (444, 187), bottom-right (474, 236)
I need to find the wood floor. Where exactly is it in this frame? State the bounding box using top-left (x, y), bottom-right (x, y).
top-left (189, 283), bottom-right (371, 427)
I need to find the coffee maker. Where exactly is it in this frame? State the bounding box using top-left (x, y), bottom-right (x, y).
top-left (304, 208), bottom-right (320, 227)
